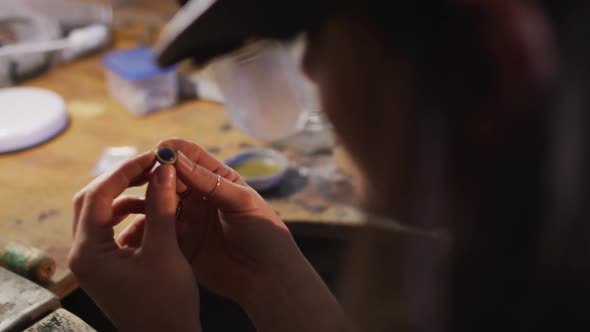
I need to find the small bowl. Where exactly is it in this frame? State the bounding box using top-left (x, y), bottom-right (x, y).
top-left (225, 148), bottom-right (289, 191)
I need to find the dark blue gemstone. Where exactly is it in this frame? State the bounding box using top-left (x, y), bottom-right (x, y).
top-left (156, 146), bottom-right (177, 164)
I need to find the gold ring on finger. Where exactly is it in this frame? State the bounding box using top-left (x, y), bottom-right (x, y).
top-left (203, 175), bottom-right (222, 201)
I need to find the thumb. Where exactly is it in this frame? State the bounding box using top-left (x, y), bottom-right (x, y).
top-left (144, 165), bottom-right (178, 250)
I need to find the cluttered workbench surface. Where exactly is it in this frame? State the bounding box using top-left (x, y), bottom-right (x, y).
top-left (0, 1), bottom-right (364, 299)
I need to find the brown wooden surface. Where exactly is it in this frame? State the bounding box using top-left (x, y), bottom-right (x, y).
top-left (0, 4), bottom-right (364, 299)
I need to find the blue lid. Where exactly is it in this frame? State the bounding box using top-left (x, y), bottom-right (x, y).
top-left (102, 46), bottom-right (176, 81)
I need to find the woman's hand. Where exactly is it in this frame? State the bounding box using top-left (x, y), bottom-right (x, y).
top-left (117, 139), bottom-right (354, 332)
top-left (68, 151), bottom-right (201, 332)
top-left (117, 139), bottom-right (303, 302)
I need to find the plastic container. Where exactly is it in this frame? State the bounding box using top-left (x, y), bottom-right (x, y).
top-left (102, 47), bottom-right (177, 115)
top-left (0, 3), bottom-right (62, 87)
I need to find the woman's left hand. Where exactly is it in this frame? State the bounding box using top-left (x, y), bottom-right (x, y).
top-left (68, 151), bottom-right (201, 332)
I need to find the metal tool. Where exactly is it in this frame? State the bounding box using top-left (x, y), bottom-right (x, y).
top-left (0, 267), bottom-right (60, 332)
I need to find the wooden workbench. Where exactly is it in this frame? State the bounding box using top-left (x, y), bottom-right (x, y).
top-left (0, 5), bottom-right (364, 299)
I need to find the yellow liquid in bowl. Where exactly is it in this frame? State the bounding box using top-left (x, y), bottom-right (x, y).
top-left (234, 159), bottom-right (281, 178)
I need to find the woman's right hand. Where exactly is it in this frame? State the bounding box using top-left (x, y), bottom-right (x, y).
top-left (118, 138), bottom-right (353, 332)
top-left (164, 138), bottom-right (302, 301)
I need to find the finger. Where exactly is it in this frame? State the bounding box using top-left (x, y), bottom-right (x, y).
top-left (72, 191), bottom-right (85, 238)
top-left (77, 151), bottom-right (156, 246)
top-left (129, 170), bottom-right (152, 187)
top-left (116, 215), bottom-right (146, 249)
top-left (176, 180), bottom-right (189, 197)
top-left (111, 196), bottom-right (145, 226)
top-left (143, 165), bottom-right (178, 250)
top-left (176, 201), bottom-right (218, 259)
top-left (82, 152), bottom-right (155, 195)
top-left (175, 150), bottom-right (255, 213)
top-left (73, 194), bottom-right (145, 238)
top-left (82, 151), bottom-right (155, 222)
top-left (157, 138), bottom-right (246, 185)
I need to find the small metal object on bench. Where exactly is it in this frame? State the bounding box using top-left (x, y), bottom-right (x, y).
top-left (0, 267), bottom-right (60, 332)
top-left (24, 308), bottom-right (96, 332)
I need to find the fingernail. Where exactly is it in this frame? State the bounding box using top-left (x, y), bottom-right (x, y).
top-left (176, 151), bottom-right (193, 173)
top-left (155, 165), bottom-right (175, 188)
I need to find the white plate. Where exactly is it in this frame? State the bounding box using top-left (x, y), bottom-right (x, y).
top-left (0, 87), bottom-right (68, 153)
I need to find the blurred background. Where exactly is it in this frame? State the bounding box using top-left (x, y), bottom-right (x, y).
top-left (0, 1), bottom-right (369, 331)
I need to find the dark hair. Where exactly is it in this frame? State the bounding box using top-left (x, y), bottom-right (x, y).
top-left (338, 1), bottom-right (590, 331)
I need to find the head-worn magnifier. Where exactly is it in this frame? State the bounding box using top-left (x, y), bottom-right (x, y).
top-left (154, 0), bottom-right (337, 67)
top-left (154, 0), bottom-right (337, 142)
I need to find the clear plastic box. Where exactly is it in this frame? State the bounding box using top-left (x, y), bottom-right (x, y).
top-left (102, 47), bottom-right (177, 115)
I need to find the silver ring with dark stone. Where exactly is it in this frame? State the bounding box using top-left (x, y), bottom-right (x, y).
top-left (155, 146), bottom-right (177, 164)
